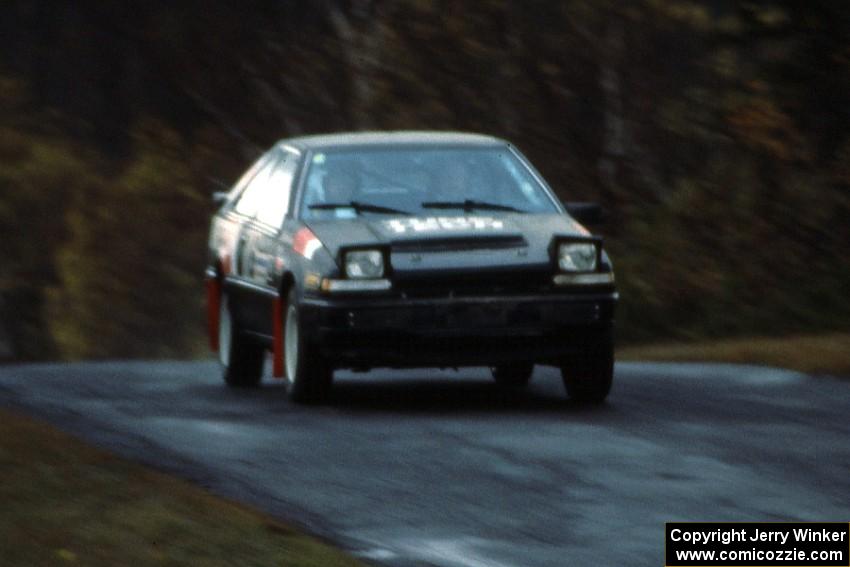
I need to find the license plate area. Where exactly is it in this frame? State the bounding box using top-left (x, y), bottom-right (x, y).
top-left (445, 302), bottom-right (511, 329)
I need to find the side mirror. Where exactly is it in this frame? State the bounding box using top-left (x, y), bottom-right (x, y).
top-left (564, 202), bottom-right (604, 225)
top-left (210, 177), bottom-right (231, 207)
top-left (212, 191), bottom-right (229, 206)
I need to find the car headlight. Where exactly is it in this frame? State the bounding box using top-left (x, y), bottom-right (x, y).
top-left (558, 242), bottom-right (597, 272)
top-left (344, 250), bottom-right (385, 279)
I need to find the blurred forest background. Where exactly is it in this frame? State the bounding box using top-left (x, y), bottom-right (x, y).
top-left (1, 0), bottom-right (849, 361)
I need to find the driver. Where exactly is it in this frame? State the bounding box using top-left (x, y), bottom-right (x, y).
top-left (316, 161), bottom-right (360, 219)
top-left (434, 159), bottom-right (487, 201)
top-left (323, 165), bottom-right (358, 203)
top-left (438, 160), bottom-right (469, 199)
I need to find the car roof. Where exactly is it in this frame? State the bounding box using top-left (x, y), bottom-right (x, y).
top-left (278, 131), bottom-right (507, 152)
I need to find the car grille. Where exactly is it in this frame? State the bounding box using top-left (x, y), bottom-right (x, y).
top-left (390, 235), bottom-right (526, 252)
top-left (393, 271), bottom-right (554, 299)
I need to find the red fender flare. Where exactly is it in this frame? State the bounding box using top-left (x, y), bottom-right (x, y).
top-left (272, 295), bottom-right (285, 378)
top-left (206, 276), bottom-right (221, 352)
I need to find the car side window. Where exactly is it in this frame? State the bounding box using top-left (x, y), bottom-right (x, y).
top-left (233, 156), bottom-right (280, 218)
top-left (226, 151), bottom-right (271, 203)
top-left (254, 152), bottom-right (298, 229)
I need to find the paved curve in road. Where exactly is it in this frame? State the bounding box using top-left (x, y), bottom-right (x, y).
top-left (1, 361), bottom-right (848, 566)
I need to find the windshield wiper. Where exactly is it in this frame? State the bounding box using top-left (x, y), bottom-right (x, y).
top-left (420, 199), bottom-right (524, 213)
top-left (309, 201), bottom-right (412, 216)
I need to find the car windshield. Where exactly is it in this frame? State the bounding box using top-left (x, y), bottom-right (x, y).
top-left (299, 146), bottom-right (559, 219)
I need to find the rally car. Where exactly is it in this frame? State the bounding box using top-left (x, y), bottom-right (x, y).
top-left (205, 132), bottom-right (617, 403)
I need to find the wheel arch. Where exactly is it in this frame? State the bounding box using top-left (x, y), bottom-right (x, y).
top-left (205, 260), bottom-right (227, 352)
top-left (272, 270), bottom-right (297, 378)
top-left (278, 270), bottom-right (296, 296)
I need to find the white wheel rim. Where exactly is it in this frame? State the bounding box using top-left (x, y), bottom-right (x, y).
top-left (219, 295), bottom-right (231, 367)
top-left (285, 303), bottom-right (298, 384)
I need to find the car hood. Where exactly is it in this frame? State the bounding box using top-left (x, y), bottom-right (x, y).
top-left (305, 213), bottom-right (592, 276)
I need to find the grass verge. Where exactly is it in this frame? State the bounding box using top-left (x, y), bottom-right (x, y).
top-left (0, 408), bottom-right (364, 567)
top-left (618, 333), bottom-right (850, 376)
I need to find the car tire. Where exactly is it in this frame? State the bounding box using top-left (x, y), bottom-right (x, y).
top-left (219, 292), bottom-right (264, 388)
top-left (560, 331), bottom-right (614, 404)
top-left (284, 288), bottom-right (333, 404)
top-left (490, 363), bottom-right (534, 388)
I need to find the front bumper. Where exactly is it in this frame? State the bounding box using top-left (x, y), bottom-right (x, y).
top-left (300, 291), bottom-right (617, 368)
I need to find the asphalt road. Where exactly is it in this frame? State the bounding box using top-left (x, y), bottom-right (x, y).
top-left (1, 361), bottom-right (848, 566)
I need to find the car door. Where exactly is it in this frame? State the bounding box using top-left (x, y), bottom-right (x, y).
top-left (245, 149), bottom-right (301, 336)
top-left (209, 151), bottom-right (275, 275)
top-left (226, 152), bottom-right (284, 334)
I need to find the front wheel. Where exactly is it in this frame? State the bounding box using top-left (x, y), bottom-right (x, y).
top-left (219, 292), bottom-right (264, 387)
top-left (284, 289), bottom-right (333, 404)
top-left (560, 333), bottom-right (614, 404)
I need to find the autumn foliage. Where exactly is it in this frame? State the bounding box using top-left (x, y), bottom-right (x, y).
top-left (1, 1), bottom-right (848, 360)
